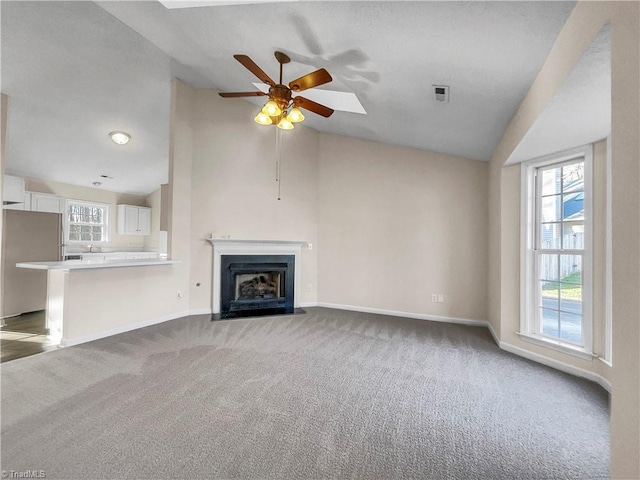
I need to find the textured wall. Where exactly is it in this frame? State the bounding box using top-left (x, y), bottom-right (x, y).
top-left (317, 133), bottom-right (489, 322)
top-left (487, 2), bottom-right (640, 476)
top-left (187, 88), bottom-right (320, 312)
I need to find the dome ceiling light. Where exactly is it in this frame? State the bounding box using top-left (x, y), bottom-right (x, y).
top-left (109, 131), bottom-right (131, 145)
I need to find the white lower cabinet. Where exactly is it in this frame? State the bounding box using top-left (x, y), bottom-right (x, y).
top-left (117, 205), bottom-right (151, 235)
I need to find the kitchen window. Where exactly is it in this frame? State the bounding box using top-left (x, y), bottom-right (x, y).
top-left (520, 145), bottom-right (593, 358)
top-left (66, 200), bottom-right (109, 243)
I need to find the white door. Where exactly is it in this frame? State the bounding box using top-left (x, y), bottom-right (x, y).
top-left (124, 206), bottom-right (139, 234)
top-left (137, 208), bottom-right (151, 236)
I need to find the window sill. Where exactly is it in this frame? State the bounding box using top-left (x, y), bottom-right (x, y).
top-left (517, 332), bottom-right (594, 361)
top-left (597, 356), bottom-right (612, 368)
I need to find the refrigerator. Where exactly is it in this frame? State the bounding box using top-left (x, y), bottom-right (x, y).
top-left (2, 209), bottom-right (63, 318)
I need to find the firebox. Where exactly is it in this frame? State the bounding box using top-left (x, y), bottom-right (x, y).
top-left (219, 255), bottom-right (295, 318)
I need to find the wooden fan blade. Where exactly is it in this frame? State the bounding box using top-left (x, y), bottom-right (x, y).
top-left (233, 55), bottom-right (275, 86)
top-left (218, 91), bottom-right (267, 98)
top-left (289, 68), bottom-right (332, 92)
top-left (294, 96), bottom-right (334, 118)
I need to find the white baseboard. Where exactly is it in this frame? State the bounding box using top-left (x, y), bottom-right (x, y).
top-left (486, 321), bottom-right (500, 345)
top-left (189, 308), bottom-right (213, 316)
top-left (298, 302), bottom-right (318, 308)
top-left (315, 302), bottom-right (488, 327)
top-left (60, 310), bottom-right (191, 347)
top-left (497, 339), bottom-right (611, 392)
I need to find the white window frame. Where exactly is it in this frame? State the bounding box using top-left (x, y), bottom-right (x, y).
top-left (520, 145), bottom-right (593, 359)
top-left (65, 199), bottom-right (110, 245)
top-left (603, 135), bottom-right (612, 365)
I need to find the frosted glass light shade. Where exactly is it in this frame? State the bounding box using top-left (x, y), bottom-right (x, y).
top-left (262, 100), bottom-right (281, 116)
top-left (254, 112), bottom-right (272, 125)
top-left (286, 107), bottom-right (305, 123)
top-left (277, 118), bottom-right (294, 130)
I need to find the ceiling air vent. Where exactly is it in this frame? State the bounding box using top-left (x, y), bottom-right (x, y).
top-left (433, 85), bottom-right (449, 103)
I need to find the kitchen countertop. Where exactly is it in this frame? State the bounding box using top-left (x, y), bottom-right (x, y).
top-left (17, 258), bottom-right (179, 271)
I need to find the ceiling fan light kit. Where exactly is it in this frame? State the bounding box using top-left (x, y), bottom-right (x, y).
top-left (220, 51), bottom-right (336, 131)
top-left (254, 112), bottom-right (273, 125)
top-left (287, 107), bottom-right (305, 123)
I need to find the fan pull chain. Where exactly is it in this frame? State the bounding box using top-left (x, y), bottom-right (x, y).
top-left (276, 128), bottom-right (282, 200)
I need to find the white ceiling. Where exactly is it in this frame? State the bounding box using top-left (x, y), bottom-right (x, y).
top-left (2, 1), bottom-right (171, 195)
top-left (2, 1), bottom-right (576, 195)
top-left (506, 25), bottom-right (611, 165)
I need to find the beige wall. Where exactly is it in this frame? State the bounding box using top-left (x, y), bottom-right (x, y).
top-left (51, 79), bottom-right (195, 345)
top-left (61, 264), bottom-right (185, 341)
top-left (25, 177), bottom-right (152, 250)
top-left (318, 133), bottom-right (488, 321)
top-left (143, 187), bottom-right (162, 250)
top-left (489, 2), bottom-right (640, 477)
top-left (186, 87), bottom-right (320, 311)
top-left (0, 94), bottom-right (9, 318)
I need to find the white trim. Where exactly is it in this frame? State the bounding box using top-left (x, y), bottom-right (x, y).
top-left (208, 239), bottom-right (307, 247)
top-left (498, 339), bottom-right (611, 393)
top-left (604, 135), bottom-right (612, 363)
top-left (315, 302), bottom-right (487, 327)
top-left (298, 302), bottom-right (318, 308)
top-left (520, 163), bottom-right (536, 336)
top-left (486, 321), bottom-right (500, 346)
top-left (60, 310), bottom-right (190, 347)
top-left (209, 239), bottom-right (305, 314)
top-left (521, 144), bottom-right (594, 354)
top-left (189, 308), bottom-right (213, 316)
top-left (65, 198), bottom-right (111, 245)
top-left (517, 331), bottom-right (594, 361)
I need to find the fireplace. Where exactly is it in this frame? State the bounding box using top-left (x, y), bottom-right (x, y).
top-left (220, 255), bottom-right (295, 318)
top-left (209, 239), bottom-right (306, 319)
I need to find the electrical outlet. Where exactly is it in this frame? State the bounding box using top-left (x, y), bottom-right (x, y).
top-left (431, 294), bottom-right (438, 303)
top-left (177, 291), bottom-right (183, 299)
top-left (307, 284), bottom-right (313, 293)
top-left (308, 243), bottom-right (313, 250)
top-left (438, 294), bottom-right (444, 303)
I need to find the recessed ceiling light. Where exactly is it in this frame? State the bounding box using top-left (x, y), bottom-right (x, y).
top-left (109, 131), bottom-right (131, 145)
top-left (93, 181), bottom-right (102, 187)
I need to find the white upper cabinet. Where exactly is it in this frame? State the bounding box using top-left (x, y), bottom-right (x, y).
top-left (30, 192), bottom-right (64, 213)
top-left (117, 205), bottom-right (151, 236)
top-left (3, 175), bottom-right (25, 208)
top-left (4, 184), bottom-right (63, 213)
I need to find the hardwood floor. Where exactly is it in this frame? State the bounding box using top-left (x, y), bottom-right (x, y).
top-left (1, 311), bottom-right (58, 363)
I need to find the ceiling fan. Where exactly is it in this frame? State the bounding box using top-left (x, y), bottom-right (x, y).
top-left (219, 51), bottom-right (357, 130)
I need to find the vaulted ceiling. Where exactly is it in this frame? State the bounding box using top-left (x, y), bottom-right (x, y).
top-left (2, 1), bottom-right (576, 194)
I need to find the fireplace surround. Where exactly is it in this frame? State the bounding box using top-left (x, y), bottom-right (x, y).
top-left (209, 239), bottom-right (306, 319)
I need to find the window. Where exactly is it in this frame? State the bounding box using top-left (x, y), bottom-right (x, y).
top-left (521, 146), bottom-right (593, 357)
top-left (66, 200), bottom-right (109, 243)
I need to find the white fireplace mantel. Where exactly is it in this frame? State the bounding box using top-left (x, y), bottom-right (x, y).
top-left (208, 239), bottom-right (306, 314)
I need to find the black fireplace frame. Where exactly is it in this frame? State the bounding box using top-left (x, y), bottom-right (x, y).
top-left (219, 254), bottom-right (295, 319)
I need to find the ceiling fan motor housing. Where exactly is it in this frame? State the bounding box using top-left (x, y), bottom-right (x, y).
top-left (269, 84), bottom-right (292, 110)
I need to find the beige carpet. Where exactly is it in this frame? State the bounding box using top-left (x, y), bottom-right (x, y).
top-left (1, 307), bottom-right (608, 479)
